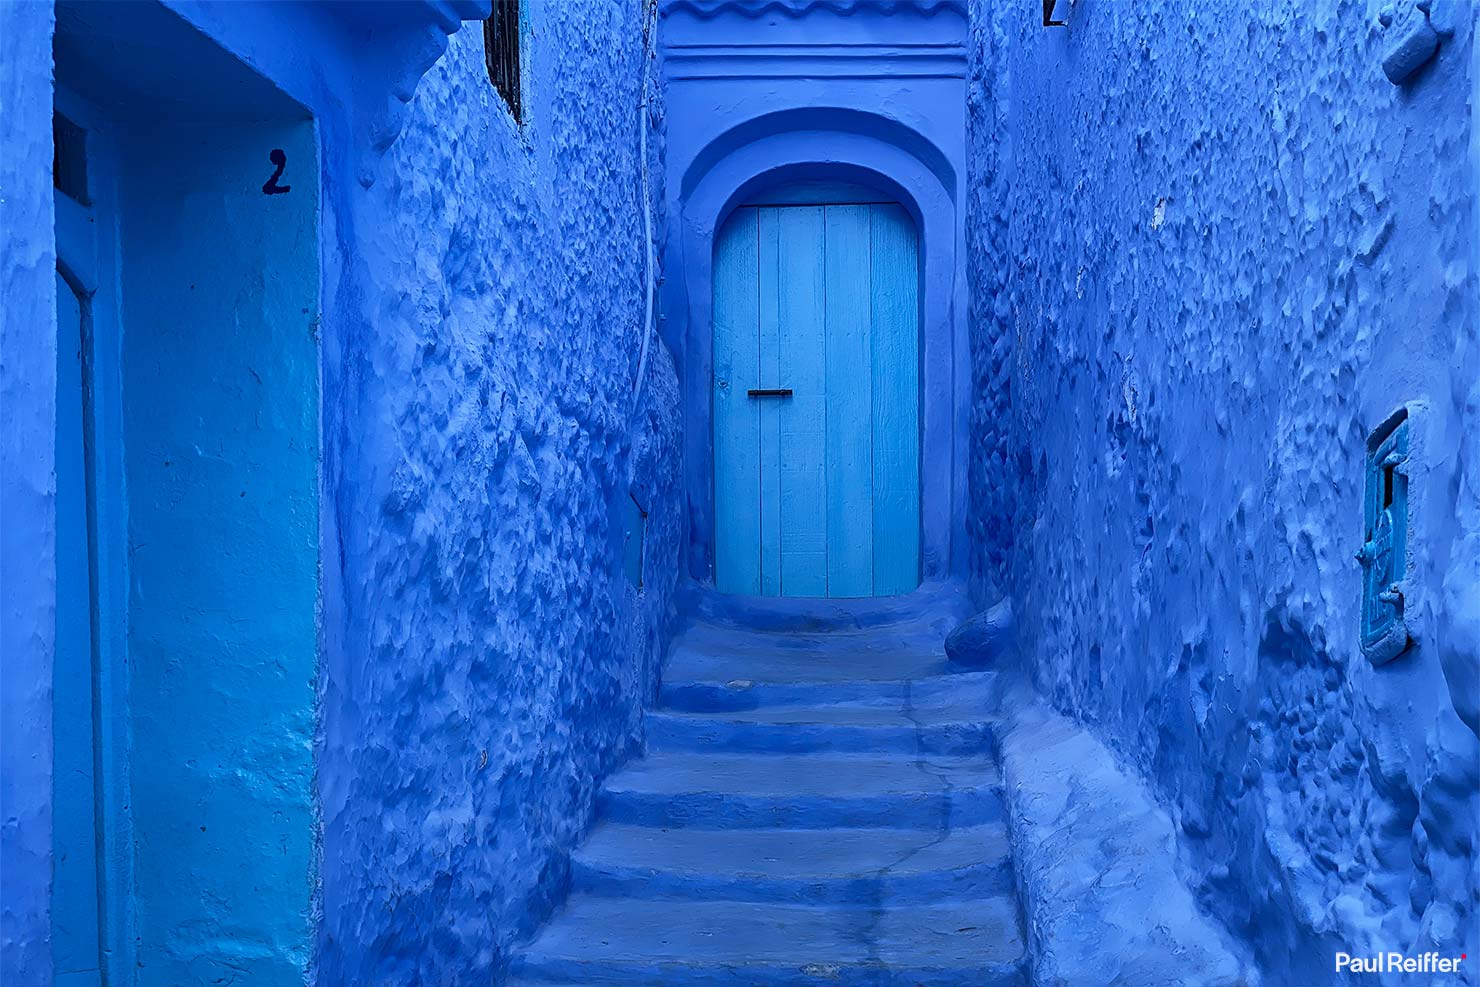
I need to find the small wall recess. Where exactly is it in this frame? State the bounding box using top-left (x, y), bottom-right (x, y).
top-left (1357, 408), bottom-right (1412, 664)
top-left (622, 492), bottom-right (647, 591)
top-left (53, 112), bottom-right (89, 204)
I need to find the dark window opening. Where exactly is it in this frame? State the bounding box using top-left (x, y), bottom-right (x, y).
top-left (623, 492), bottom-right (648, 592)
top-left (1383, 463), bottom-right (1395, 507)
top-left (484, 1), bottom-right (523, 124)
top-left (54, 112), bottom-right (89, 205)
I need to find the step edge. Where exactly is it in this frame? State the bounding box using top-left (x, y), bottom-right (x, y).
top-left (569, 850), bottom-right (1015, 878)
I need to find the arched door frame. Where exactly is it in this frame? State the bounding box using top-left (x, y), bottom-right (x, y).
top-left (672, 123), bottom-right (967, 591)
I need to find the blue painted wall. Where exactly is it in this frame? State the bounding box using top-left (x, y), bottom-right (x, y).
top-left (316, 4), bottom-right (681, 983)
top-left (967, 1), bottom-right (1478, 981)
top-left (0, 4), bottom-right (58, 985)
top-left (115, 118), bottom-right (321, 986)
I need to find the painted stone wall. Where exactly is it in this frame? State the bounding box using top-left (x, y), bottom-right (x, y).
top-left (968, 1), bottom-right (1478, 982)
top-left (316, 2), bottom-right (681, 984)
top-left (0, 4), bottom-right (57, 985)
top-left (116, 118), bottom-right (322, 986)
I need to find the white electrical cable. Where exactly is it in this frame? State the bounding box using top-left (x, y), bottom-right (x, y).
top-left (631, 0), bottom-right (657, 414)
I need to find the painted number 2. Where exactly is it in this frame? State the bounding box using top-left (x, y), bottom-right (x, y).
top-left (262, 148), bottom-right (291, 196)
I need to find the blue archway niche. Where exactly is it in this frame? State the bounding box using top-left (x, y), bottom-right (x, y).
top-left (666, 113), bottom-right (967, 591)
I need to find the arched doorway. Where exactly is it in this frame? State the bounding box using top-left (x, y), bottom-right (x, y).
top-left (711, 182), bottom-right (920, 598)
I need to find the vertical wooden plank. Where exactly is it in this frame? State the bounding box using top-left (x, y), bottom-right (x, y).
top-left (823, 205), bottom-right (874, 597)
top-left (712, 207), bottom-right (761, 594)
top-left (869, 203), bottom-right (921, 595)
top-left (776, 205), bottom-right (829, 596)
top-left (757, 208), bottom-right (783, 596)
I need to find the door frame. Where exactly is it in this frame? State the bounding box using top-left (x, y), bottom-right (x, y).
top-left (673, 126), bottom-right (968, 592)
top-left (52, 85), bottom-right (136, 987)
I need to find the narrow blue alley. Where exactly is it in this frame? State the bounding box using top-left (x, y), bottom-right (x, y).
top-left (1, 1), bottom-right (1477, 986)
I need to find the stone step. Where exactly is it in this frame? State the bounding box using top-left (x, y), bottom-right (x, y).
top-left (676, 580), bottom-right (973, 636)
top-left (571, 820), bottom-right (1014, 903)
top-left (509, 592), bottom-right (1029, 985)
top-left (665, 625), bottom-right (948, 683)
top-left (659, 654), bottom-right (1000, 711)
top-left (597, 751), bottom-right (1004, 830)
top-left (509, 895), bottom-right (1026, 987)
top-left (645, 701), bottom-right (997, 755)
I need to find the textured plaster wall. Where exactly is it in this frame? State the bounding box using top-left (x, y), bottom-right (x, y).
top-left (968, 1), bottom-right (1478, 982)
top-left (117, 118), bottom-right (321, 986)
top-left (316, 2), bottom-right (682, 983)
top-left (0, 4), bottom-right (56, 985)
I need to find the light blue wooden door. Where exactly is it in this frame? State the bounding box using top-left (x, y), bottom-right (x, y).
top-left (713, 198), bottom-right (920, 597)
